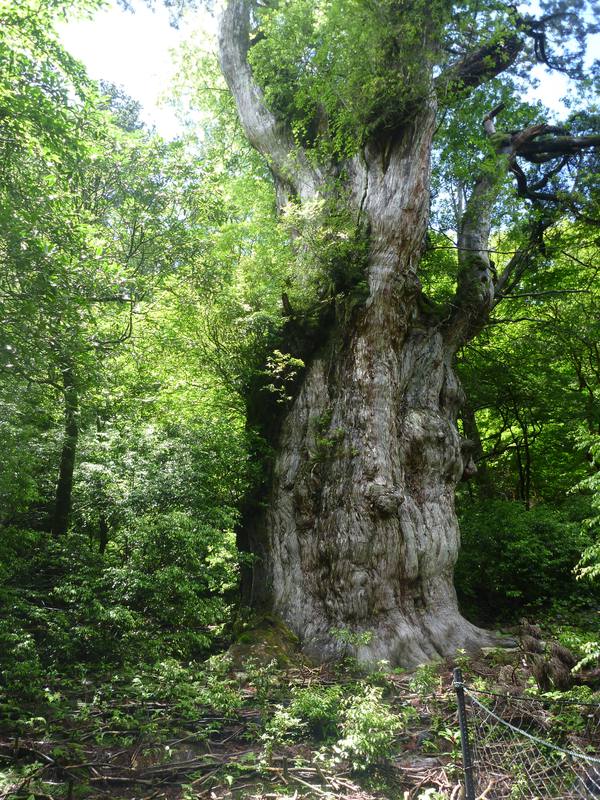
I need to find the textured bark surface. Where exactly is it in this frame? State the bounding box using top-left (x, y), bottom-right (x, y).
top-left (219, 0), bottom-right (502, 667)
top-left (262, 119), bottom-right (496, 667)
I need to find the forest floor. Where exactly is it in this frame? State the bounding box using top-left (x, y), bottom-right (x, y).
top-left (0, 661), bottom-right (462, 800)
top-left (4, 638), bottom-right (599, 800)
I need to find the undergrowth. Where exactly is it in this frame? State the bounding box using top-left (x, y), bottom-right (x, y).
top-left (2, 628), bottom-right (600, 800)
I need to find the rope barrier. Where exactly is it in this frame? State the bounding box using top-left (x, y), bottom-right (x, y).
top-left (466, 685), bottom-right (600, 708)
top-left (454, 677), bottom-right (600, 798)
top-left (466, 691), bottom-right (600, 766)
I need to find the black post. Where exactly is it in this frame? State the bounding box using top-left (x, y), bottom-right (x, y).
top-left (453, 667), bottom-right (476, 800)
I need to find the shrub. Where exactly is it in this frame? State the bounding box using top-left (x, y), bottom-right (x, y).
top-left (102, 511), bottom-right (238, 657)
top-left (455, 500), bottom-right (595, 620)
top-left (0, 512), bottom-right (239, 707)
top-left (289, 684), bottom-right (344, 740)
top-left (332, 686), bottom-right (402, 770)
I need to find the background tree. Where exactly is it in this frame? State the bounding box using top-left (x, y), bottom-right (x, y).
top-left (0, 8), bottom-right (216, 535)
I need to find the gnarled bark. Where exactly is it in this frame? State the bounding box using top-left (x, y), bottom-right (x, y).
top-left (218, 0), bottom-right (323, 205)
top-left (218, 1), bottom-right (522, 667)
top-left (253, 119), bottom-right (497, 667)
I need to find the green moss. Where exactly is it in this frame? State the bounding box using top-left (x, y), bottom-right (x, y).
top-left (228, 614), bottom-right (304, 668)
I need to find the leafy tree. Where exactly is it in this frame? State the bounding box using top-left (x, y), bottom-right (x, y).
top-left (0, 7), bottom-right (217, 533)
top-left (213, 0), bottom-right (600, 666)
top-left (456, 499), bottom-right (594, 620)
top-left (574, 432), bottom-right (600, 581)
top-left (453, 217), bottom-right (599, 508)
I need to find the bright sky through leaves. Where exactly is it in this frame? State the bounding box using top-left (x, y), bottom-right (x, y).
top-left (58, 0), bottom-right (597, 141)
top-left (57, 1), bottom-right (214, 139)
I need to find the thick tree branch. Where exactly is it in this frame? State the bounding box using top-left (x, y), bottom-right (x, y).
top-left (443, 103), bottom-right (598, 347)
top-left (501, 289), bottom-right (587, 299)
top-left (444, 113), bottom-right (555, 347)
top-left (445, 171), bottom-right (497, 345)
top-left (492, 220), bottom-right (550, 302)
top-left (517, 135), bottom-right (600, 159)
top-left (218, 0), bottom-right (322, 203)
top-left (506, 127), bottom-right (600, 202)
top-left (436, 34), bottom-right (523, 98)
top-left (443, 106), bottom-right (504, 346)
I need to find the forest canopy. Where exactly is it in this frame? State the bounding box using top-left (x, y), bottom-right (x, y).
top-left (0, 0), bottom-right (600, 796)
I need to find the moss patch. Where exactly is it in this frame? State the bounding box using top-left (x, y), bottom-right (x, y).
top-left (228, 614), bottom-right (304, 668)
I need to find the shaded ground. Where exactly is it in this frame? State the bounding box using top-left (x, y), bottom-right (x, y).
top-left (1, 642), bottom-right (599, 800)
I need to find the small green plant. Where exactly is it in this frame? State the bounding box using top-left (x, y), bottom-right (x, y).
top-left (453, 648), bottom-right (471, 673)
top-left (367, 659), bottom-right (395, 688)
top-left (244, 658), bottom-right (282, 712)
top-left (288, 684), bottom-right (344, 740)
top-left (263, 350), bottom-right (305, 403)
top-left (261, 707), bottom-right (306, 761)
top-left (330, 627), bottom-right (373, 648)
top-left (409, 662), bottom-right (441, 700)
top-left (330, 627), bottom-right (374, 672)
top-left (332, 685), bottom-right (402, 771)
top-left (310, 428), bottom-right (345, 463)
top-left (309, 410), bottom-right (346, 464)
top-left (509, 772), bottom-right (529, 798)
top-left (435, 726), bottom-right (461, 764)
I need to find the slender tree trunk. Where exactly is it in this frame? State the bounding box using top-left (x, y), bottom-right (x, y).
top-left (514, 442), bottom-right (525, 505)
top-left (522, 424), bottom-right (532, 510)
top-left (461, 404), bottom-right (495, 500)
top-left (51, 366), bottom-right (78, 537)
top-left (98, 514), bottom-right (109, 554)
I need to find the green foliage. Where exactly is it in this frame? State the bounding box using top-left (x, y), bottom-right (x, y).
top-left (574, 430), bottom-right (600, 580)
top-left (456, 500), bottom-right (595, 619)
top-left (263, 350), bottom-right (305, 403)
top-left (102, 511), bottom-right (237, 644)
top-left (262, 684), bottom-right (345, 757)
top-left (0, 0), bottom-right (267, 716)
top-left (73, 416), bottom-right (248, 542)
top-left (330, 627), bottom-right (373, 648)
top-left (261, 706), bottom-right (306, 755)
top-left (455, 222), bottom-right (600, 510)
top-left (409, 662), bottom-right (441, 700)
top-left (249, 0), bottom-right (450, 156)
top-left (0, 517), bottom-right (238, 708)
top-left (281, 195), bottom-right (369, 308)
top-left (332, 686), bottom-right (402, 770)
top-left (288, 685), bottom-right (344, 740)
top-left (125, 656), bottom-right (244, 718)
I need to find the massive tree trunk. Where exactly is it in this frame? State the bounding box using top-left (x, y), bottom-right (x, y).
top-left (251, 120), bottom-right (496, 666)
top-left (219, 0), bottom-right (499, 668)
top-left (218, 0), bottom-right (572, 667)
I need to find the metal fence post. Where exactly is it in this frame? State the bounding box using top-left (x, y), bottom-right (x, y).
top-left (453, 667), bottom-right (476, 800)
